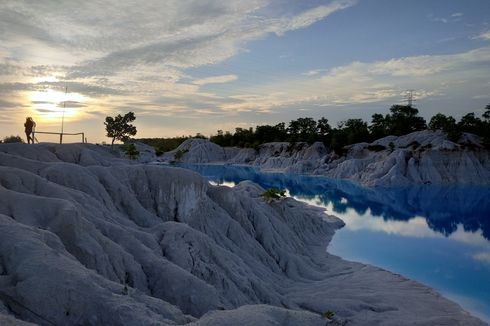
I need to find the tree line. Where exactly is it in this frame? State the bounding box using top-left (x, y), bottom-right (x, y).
top-left (208, 103), bottom-right (490, 153)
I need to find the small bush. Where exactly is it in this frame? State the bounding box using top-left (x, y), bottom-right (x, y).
top-left (260, 188), bottom-right (286, 202)
top-left (321, 310), bottom-right (335, 319)
top-left (3, 135), bottom-right (24, 143)
top-left (388, 142), bottom-right (395, 152)
top-left (154, 146), bottom-right (165, 156)
top-left (120, 143), bottom-right (139, 160)
top-left (174, 149), bottom-right (188, 161)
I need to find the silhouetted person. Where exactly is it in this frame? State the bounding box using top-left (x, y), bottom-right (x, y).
top-left (24, 117), bottom-right (36, 144)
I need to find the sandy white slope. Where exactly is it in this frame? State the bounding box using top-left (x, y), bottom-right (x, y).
top-left (0, 143), bottom-right (486, 325)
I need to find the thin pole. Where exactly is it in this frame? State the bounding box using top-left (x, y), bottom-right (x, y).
top-left (404, 89), bottom-right (416, 107)
top-left (60, 86), bottom-right (67, 144)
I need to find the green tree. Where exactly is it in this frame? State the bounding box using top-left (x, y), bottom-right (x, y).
top-left (317, 117), bottom-right (332, 136)
top-left (483, 103), bottom-right (490, 122)
top-left (233, 127), bottom-right (254, 147)
top-left (369, 113), bottom-right (388, 140)
top-left (458, 113), bottom-right (483, 135)
top-left (255, 123), bottom-right (287, 143)
top-left (386, 105), bottom-right (426, 135)
top-left (260, 188), bottom-right (286, 202)
top-left (287, 119), bottom-right (300, 140)
top-left (120, 143), bottom-right (139, 160)
top-left (210, 130), bottom-right (226, 146)
top-left (297, 117), bottom-right (317, 136)
top-left (342, 119), bottom-right (369, 144)
top-left (428, 113), bottom-right (460, 142)
top-left (428, 113), bottom-right (456, 131)
top-left (480, 104), bottom-right (490, 147)
top-left (104, 112), bottom-right (137, 146)
top-left (287, 117), bottom-right (317, 142)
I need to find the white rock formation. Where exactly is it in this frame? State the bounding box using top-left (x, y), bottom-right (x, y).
top-left (161, 139), bottom-right (228, 163)
top-left (0, 143), bottom-right (485, 325)
top-left (130, 141), bottom-right (157, 163)
top-left (320, 130), bottom-right (490, 186)
top-left (159, 131), bottom-right (490, 186)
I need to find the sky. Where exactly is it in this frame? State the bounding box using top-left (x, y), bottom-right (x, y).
top-left (1, 0), bottom-right (490, 143)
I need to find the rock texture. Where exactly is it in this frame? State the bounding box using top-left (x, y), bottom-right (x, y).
top-left (0, 143), bottom-right (486, 325)
top-left (160, 139), bottom-right (229, 164)
top-left (160, 131), bottom-right (490, 186)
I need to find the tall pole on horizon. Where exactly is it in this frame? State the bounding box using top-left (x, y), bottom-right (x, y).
top-left (404, 89), bottom-right (416, 107)
top-left (60, 85), bottom-right (67, 144)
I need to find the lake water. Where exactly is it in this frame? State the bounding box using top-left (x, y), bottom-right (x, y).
top-left (173, 163), bottom-right (490, 323)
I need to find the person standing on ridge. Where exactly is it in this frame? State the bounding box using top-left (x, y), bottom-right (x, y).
top-left (24, 117), bottom-right (36, 144)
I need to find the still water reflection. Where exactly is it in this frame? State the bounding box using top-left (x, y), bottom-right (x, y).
top-left (174, 164), bottom-right (490, 323)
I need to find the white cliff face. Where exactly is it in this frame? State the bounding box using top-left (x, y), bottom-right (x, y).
top-left (130, 142), bottom-right (157, 163)
top-left (159, 131), bottom-right (490, 187)
top-left (320, 130), bottom-right (490, 186)
top-left (161, 139), bottom-right (227, 163)
top-left (246, 142), bottom-right (328, 174)
top-left (0, 143), bottom-right (485, 325)
top-left (162, 140), bottom-right (329, 174)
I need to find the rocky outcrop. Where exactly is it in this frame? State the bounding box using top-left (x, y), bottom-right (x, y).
top-left (162, 140), bottom-right (329, 174)
top-left (241, 142), bottom-right (328, 174)
top-left (0, 143), bottom-right (485, 325)
top-left (160, 139), bottom-right (229, 163)
top-left (320, 130), bottom-right (490, 186)
top-left (160, 131), bottom-right (490, 187)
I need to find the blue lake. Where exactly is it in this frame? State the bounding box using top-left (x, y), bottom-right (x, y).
top-left (174, 163), bottom-right (490, 323)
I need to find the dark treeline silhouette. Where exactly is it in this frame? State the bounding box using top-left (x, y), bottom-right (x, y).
top-left (137, 103), bottom-right (490, 154)
top-left (209, 103), bottom-right (490, 153)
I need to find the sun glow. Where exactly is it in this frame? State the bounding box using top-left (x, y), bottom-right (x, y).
top-left (30, 89), bottom-right (86, 122)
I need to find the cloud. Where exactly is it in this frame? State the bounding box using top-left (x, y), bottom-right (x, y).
top-left (476, 30), bottom-right (490, 40)
top-left (1, 0), bottom-right (488, 140)
top-left (3, 44), bottom-right (489, 124)
top-left (0, 0), bottom-right (355, 78)
top-left (193, 74), bottom-right (238, 85)
top-left (302, 69), bottom-right (328, 76)
top-left (59, 0), bottom-right (356, 80)
top-left (363, 47), bottom-right (490, 76)
top-left (0, 0), bottom-right (357, 125)
top-left (0, 0), bottom-right (360, 135)
top-left (0, 99), bottom-right (18, 108)
top-left (0, 81), bottom-right (121, 97)
top-left (207, 46), bottom-right (490, 112)
top-left (57, 101), bottom-right (87, 108)
top-left (473, 252), bottom-right (490, 264)
top-left (428, 12), bottom-right (464, 24)
top-left (277, 0), bottom-right (357, 33)
top-left (0, 62), bottom-right (20, 76)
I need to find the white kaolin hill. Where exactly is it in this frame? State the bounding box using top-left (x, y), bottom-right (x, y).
top-left (161, 130), bottom-right (490, 186)
top-left (0, 143), bottom-right (485, 325)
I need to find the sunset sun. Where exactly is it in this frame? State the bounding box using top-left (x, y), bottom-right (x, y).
top-left (29, 89), bottom-right (86, 122)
